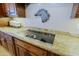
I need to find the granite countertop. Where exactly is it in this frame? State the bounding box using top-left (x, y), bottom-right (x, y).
top-left (0, 27), bottom-right (79, 55)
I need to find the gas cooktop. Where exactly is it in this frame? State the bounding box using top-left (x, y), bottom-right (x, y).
top-left (25, 29), bottom-right (55, 44)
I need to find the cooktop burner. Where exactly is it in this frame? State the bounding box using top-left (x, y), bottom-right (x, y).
top-left (25, 29), bottom-right (55, 44)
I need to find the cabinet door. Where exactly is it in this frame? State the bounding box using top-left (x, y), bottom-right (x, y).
top-left (15, 38), bottom-right (48, 56)
top-left (7, 43), bottom-right (15, 56)
top-left (4, 34), bottom-right (16, 56)
top-left (0, 39), bottom-right (1, 45)
top-left (0, 33), bottom-right (8, 49)
top-left (16, 3), bottom-right (25, 17)
top-left (0, 32), bottom-right (2, 45)
top-left (0, 32), bottom-right (16, 56)
top-left (0, 37), bottom-right (6, 48)
top-left (0, 4), bottom-right (7, 17)
top-left (16, 45), bottom-right (35, 56)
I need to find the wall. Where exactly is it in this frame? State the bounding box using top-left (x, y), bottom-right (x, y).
top-left (25, 3), bottom-right (76, 32)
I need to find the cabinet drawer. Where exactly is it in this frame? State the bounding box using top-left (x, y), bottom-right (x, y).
top-left (15, 38), bottom-right (47, 56)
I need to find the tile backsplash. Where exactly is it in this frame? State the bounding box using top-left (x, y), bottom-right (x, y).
top-left (25, 3), bottom-right (76, 33)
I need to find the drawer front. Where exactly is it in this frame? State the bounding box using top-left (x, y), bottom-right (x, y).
top-left (15, 38), bottom-right (47, 56)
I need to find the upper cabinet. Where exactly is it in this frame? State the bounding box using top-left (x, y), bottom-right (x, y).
top-left (0, 3), bottom-right (26, 17)
top-left (15, 3), bottom-right (26, 17)
top-left (5, 3), bottom-right (18, 17)
top-left (75, 4), bottom-right (79, 18)
top-left (5, 3), bottom-right (26, 17)
top-left (0, 4), bottom-right (8, 17)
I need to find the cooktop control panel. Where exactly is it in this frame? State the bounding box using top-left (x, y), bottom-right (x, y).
top-left (26, 30), bottom-right (55, 44)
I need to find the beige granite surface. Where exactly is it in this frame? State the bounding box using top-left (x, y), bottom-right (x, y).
top-left (0, 27), bottom-right (79, 55)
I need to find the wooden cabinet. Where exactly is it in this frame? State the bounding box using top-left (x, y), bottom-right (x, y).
top-left (14, 38), bottom-right (59, 56)
top-left (0, 32), bottom-right (2, 45)
top-left (0, 32), bottom-right (59, 56)
top-left (0, 39), bottom-right (1, 45)
top-left (15, 3), bottom-right (25, 17)
top-left (14, 38), bottom-right (48, 56)
top-left (75, 4), bottom-right (79, 18)
top-left (4, 34), bottom-right (16, 55)
top-left (0, 32), bottom-right (8, 49)
top-left (16, 45), bottom-right (35, 56)
top-left (5, 3), bottom-right (26, 17)
top-left (75, 5), bottom-right (79, 17)
top-left (0, 3), bottom-right (26, 17)
top-left (0, 32), bottom-right (16, 55)
top-left (0, 4), bottom-right (8, 17)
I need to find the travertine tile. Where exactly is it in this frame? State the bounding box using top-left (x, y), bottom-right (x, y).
top-left (0, 45), bottom-right (11, 56)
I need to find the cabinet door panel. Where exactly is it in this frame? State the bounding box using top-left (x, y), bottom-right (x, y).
top-left (0, 40), bottom-right (1, 45)
top-left (0, 32), bottom-right (2, 45)
top-left (7, 43), bottom-right (15, 55)
top-left (0, 37), bottom-right (6, 47)
top-left (16, 45), bottom-right (35, 56)
top-left (15, 39), bottom-right (47, 56)
top-left (0, 4), bottom-right (8, 17)
top-left (0, 35), bottom-right (8, 49)
top-left (0, 32), bottom-right (16, 56)
top-left (4, 34), bottom-right (16, 56)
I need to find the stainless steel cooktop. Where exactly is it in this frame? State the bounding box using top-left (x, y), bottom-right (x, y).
top-left (25, 29), bottom-right (55, 44)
